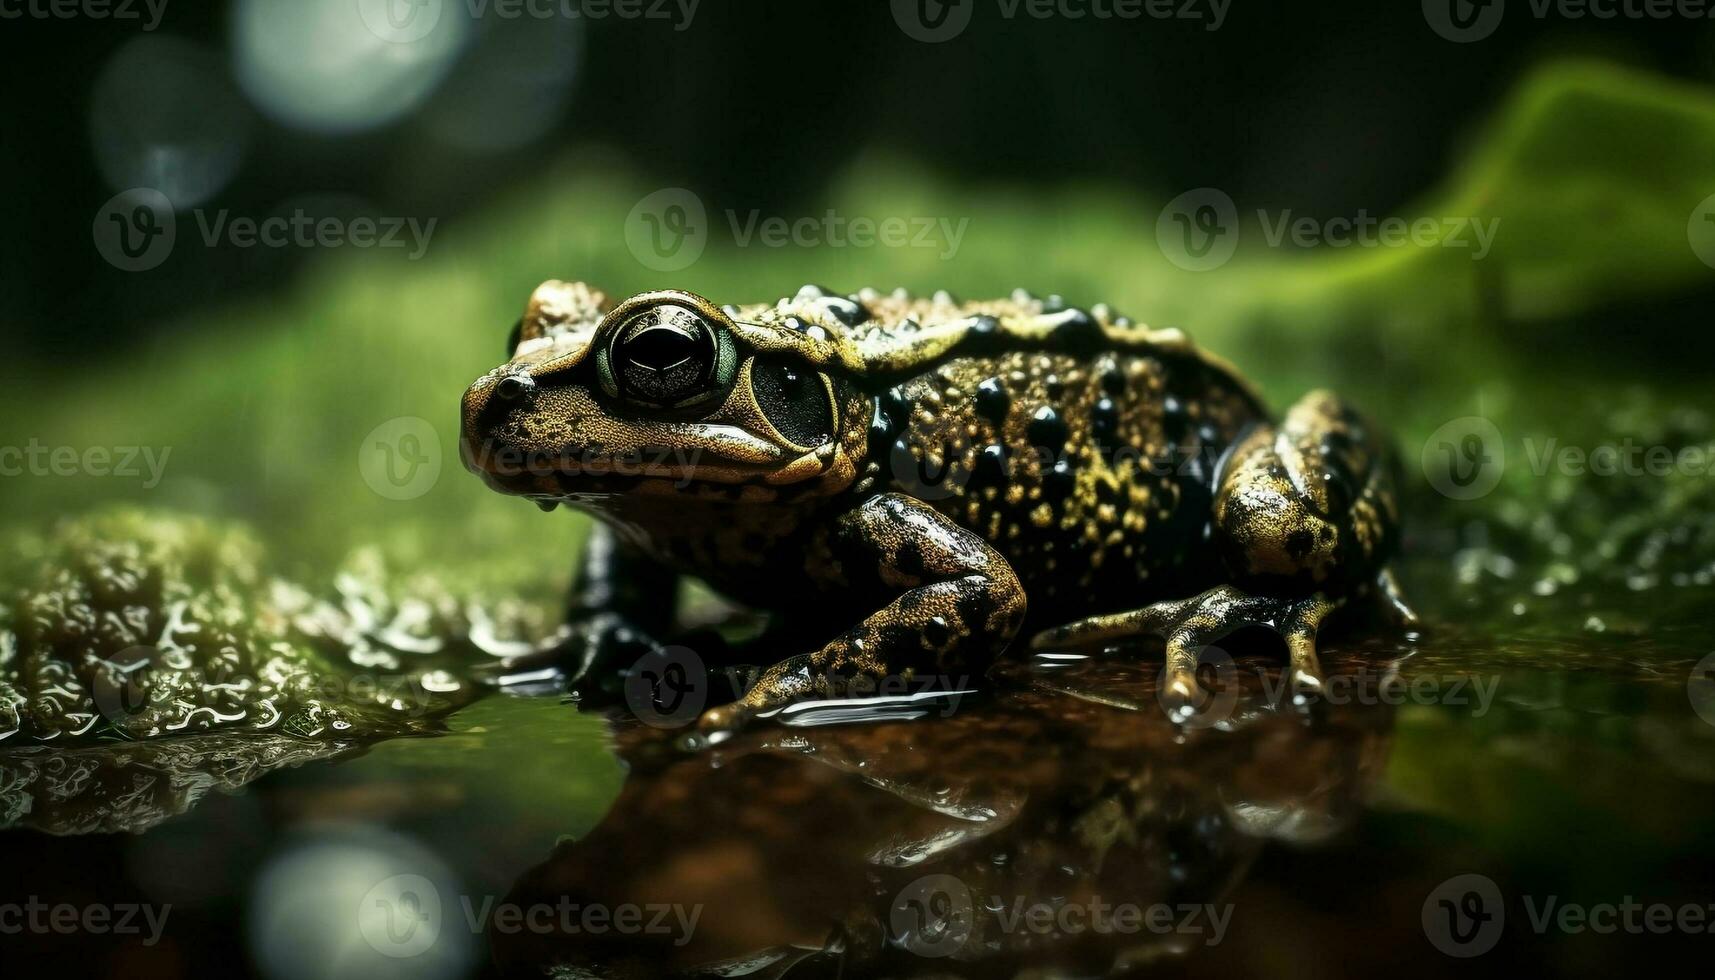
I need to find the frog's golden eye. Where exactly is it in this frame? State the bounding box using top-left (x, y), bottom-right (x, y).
top-left (598, 303), bottom-right (737, 411)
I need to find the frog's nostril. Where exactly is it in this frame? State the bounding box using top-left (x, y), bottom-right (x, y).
top-left (495, 374), bottom-right (535, 402)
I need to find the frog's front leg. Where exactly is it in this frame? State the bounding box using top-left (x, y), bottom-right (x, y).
top-left (478, 523), bottom-right (676, 697)
top-left (1034, 390), bottom-right (1409, 718)
top-left (698, 494), bottom-right (1026, 733)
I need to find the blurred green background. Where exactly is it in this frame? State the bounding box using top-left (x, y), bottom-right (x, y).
top-left (4, 4), bottom-right (1715, 979)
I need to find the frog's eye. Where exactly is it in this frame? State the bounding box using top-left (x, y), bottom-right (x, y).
top-left (599, 303), bottom-right (737, 411)
top-left (751, 358), bottom-right (833, 448)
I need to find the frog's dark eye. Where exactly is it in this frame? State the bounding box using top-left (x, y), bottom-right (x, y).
top-left (751, 358), bottom-right (833, 448)
top-left (600, 304), bottom-right (737, 410)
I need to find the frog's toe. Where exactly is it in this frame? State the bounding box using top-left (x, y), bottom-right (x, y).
top-left (1372, 567), bottom-right (1419, 627)
top-left (1037, 586), bottom-right (1340, 718)
top-left (1283, 616), bottom-right (1329, 705)
top-left (477, 611), bottom-right (666, 704)
top-left (695, 703), bottom-right (752, 740)
top-left (1029, 599), bottom-right (1187, 651)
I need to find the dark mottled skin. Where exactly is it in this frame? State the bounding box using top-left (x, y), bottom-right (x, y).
top-left (460, 282), bottom-right (1412, 730)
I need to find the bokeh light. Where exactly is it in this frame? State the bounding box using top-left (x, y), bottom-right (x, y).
top-left (248, 825), bottom-right (474, 980)
top-left (89, 35), bottom-right (253, 207)
top-left (232, 0), bottom-right (470, 135)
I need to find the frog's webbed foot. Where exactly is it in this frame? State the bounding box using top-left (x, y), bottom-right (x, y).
top-left (1031, 586), bottom-right (1338, 722)
top-left (698, 494), bottom-right (1025, 738)
top-left (473, 523), bottom-right (678, 704)
top-left (472, 610), bottom-right (665, 702)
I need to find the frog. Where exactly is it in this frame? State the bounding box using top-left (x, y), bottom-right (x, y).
top-left (459, 281), bottom-right (1413, 733)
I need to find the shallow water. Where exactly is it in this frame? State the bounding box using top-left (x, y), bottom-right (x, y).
top-left (3, 618), bottom-right (1712, 979)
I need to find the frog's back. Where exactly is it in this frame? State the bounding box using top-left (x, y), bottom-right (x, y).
top-left (841, 290), bottom-right (1269, 621)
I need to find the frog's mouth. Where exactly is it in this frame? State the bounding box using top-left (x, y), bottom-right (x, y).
top-left (459, 365), bottom-right (837, 502)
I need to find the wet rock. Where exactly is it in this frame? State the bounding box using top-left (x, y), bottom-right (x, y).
top-left (0, 511), bottom-right (540, 744)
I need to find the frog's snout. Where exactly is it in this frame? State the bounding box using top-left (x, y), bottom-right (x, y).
top-left (459, 368), bottom-right (531, 489)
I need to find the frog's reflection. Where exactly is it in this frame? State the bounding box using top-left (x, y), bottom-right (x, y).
top-left (491, 653), bottom-right (1397, 978)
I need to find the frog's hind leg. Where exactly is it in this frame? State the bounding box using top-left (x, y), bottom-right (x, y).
top-left (1035, 389), bottom-right (1407, 720)
top-left (1033, 587), bottom-right (1338, 720)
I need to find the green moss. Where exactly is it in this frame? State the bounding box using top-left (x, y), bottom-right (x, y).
top-left (0, 511), bottom-right (554, 743)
